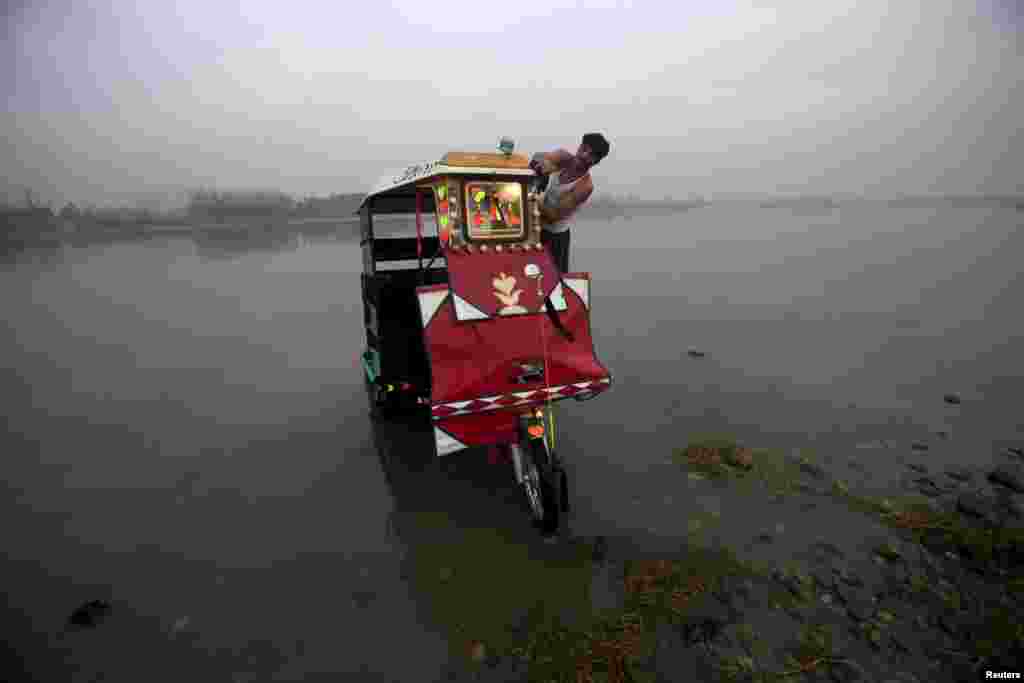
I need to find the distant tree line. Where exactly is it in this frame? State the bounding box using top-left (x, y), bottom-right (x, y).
top-left (185, 190), bottom-right (365, 220)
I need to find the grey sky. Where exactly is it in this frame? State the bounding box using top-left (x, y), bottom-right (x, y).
top-left (3, 0), bottom-right (1021, 207)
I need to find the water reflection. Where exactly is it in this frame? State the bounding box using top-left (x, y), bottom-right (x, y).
top-left (191, 221), bottom-right (360, 261)
top-left (192, 226), bottom-right (302, 261)
top-left (369, 410), bottom-right (533, 535)
top-left (1, 219), bottom-right (363, 269)
top-left (4, 203), bottom-right (1024, 679)
top-left (368, 411), bottom-right (598, 672)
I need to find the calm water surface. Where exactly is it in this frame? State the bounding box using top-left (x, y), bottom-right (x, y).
top-left (2, 206), bottom-right (1022, 680)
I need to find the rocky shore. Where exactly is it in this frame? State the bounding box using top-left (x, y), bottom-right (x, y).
top-left (444, 438), bottom-right (1024, 683)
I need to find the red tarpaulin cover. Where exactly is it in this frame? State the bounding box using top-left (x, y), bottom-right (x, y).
top-left (416, 247), bottom-right (611, 455)
top-left (443, 248), bottom-right (565, 321)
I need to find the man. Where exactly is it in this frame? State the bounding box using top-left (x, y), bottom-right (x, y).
top-left (529, 133), bottom-right (610, 273)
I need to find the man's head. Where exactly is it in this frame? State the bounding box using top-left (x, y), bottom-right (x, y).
top-left (578, 133), bottom-right (610, 168)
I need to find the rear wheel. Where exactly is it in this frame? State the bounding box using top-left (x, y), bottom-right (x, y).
top-left (522, 438), bottom-right (560, 535)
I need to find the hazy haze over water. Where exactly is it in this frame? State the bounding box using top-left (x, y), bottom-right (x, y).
top-left (3, 0), bottom-right (1022, 207)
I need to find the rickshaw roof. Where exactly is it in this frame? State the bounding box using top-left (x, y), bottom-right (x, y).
top-left (358, 152), bottom-right (536, 214)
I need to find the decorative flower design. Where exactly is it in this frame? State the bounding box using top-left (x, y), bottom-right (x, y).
top-left (493, 272), bottom-right (527, 314)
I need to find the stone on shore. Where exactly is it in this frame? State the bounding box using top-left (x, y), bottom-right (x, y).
top-left (988, 463), bottom-right (1024, 493)
top-left (811, 569), bottom-right (836, 591)
top-left (67, 600), bottom-right (112, 629)
top-left (955, 490), bottom-right (1010, 525)
top-left (844, 594), bottom-right (876, 622)
top-left (798, 459), bottom-right (827, 479)
top-left (830, 658), bottom-right (869, 682)
top-left (907, 476), bottom-right (943, 497)
top-left (942, 466), bottom-right (973, 482)
top-left (942, 393), bottom-right (961, 405)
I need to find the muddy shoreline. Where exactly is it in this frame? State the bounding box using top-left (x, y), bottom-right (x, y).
top-left (445, 436), bottom-right (1024, 682)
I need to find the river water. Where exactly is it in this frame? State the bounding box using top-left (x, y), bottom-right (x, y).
top-left (1, 205), bottom-right (1021, 680)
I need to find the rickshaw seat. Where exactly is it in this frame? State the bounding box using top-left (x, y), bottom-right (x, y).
top-left (362, 267), bottom-right (448, 386)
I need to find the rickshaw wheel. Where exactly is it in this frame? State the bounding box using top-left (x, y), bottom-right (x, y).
top-left (524, 439), bottom-right (560, 535)
top-left (548, 447), bottom-right (571, 513)
top-left (557, 464), bottom-right (570, 513)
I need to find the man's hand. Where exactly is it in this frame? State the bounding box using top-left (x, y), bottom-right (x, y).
top-left (531, 149), bottom-right (573, 175)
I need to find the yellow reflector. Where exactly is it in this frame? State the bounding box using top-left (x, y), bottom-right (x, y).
top-left (527, 425), bottom-right (545, 438)
top-left (439, 215), bottom-right (449, 227)
top-left (437, 186), bottom-right (447, 199)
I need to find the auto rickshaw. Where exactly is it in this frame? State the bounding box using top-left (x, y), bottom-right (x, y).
top-left (357, 140), bottom-right (612, 534)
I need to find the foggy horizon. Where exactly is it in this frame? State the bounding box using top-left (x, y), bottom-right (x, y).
top-left (4, 0), bottom-right (1022, 209)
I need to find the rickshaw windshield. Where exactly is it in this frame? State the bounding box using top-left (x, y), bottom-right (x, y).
top-left (464, 181), bottom-right (524, 240)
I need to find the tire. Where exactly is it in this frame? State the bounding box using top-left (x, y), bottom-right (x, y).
top-left (557, 464), bottom-right (570, 513)
top-left (547, 443), bottom-right (570, 513)
top-left (523, 438), bottom-right (560, 535)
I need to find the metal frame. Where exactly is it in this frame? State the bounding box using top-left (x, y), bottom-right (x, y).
top-left (358, 185), bottom-right (448, 411)
top-left (359, 203), bottom-right (375, 275)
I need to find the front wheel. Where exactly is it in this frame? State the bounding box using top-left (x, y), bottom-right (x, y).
top-left (522, 438), bottom-right (560, 535)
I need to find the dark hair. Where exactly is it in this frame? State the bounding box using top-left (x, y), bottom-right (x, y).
top-left (582, 133), bottom-right (610, 163)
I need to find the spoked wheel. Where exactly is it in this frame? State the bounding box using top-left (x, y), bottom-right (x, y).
top-left (522, 438), bottom-right (560, 535)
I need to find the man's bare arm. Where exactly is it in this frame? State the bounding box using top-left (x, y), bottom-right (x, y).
top-left (569, 178), bottom-right (593, 208)
top-left (555, 176), bottom-right (593, 210)
top-left (542, 176), bottom-right (593, 221)
top-left (530, 149), bottom-right (574, 175)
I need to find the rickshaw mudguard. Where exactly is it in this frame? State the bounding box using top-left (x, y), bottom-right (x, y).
top-left (416, 253), bottom-right (612, 457)
top-left (432, 411), bottom-right (520, 457)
